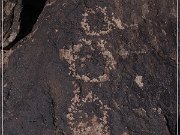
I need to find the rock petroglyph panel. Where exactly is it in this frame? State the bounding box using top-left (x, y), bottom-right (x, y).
top-left (3, 0), bottom-right (176, 135)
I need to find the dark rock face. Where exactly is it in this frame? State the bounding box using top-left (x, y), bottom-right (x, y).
top-left (3, 0), bottom-right (177, 135)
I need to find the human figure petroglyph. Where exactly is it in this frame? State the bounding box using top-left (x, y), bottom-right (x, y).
top-left (59, 6), bottom-right (127, 134)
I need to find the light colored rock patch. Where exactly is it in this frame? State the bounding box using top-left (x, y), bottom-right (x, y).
top-left (3, 32), bottom-right (17, 47)
top-left (118, 47), bottom-right (129, 59)
top-left (170, 7), bottom-right (177, 18)
top-left (132, 108), bottom-right (146, 117)
top-left (46, 0), bottom-right (57, 6)
top-left (122, 132), bottom-right (129, 135)
top-left (67, 81), bottom-right (111, 135)
top-left (4, 1), bottom-right (15, 16)
top-left (112, 16), bottom-right (124, 29)
top-left (142, 3), bottom-right (149, 18)
top-left (59, 39), bottom-right (116, 83)
top-left (73, 115), bottom-right (108, 135)
top-left (0, 50), bottom-right (14, 69)
top-left (134, 75), bottom-right (144, 88)
top-left (152, 107), bottom-right (162, 115)
top-left (97, 40), bottom-right (117, 70)
top-left (132, 50), bottom-right (147, 54)
top-left (3, 83), bottom-right (8, 88)
top-left (81, 6), bottom-right (124, 36)
top-left (8, 32), bottom-right (17, 43)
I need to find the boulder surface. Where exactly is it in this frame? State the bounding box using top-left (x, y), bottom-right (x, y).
top-left (3, 0), bottom-right (177, 135)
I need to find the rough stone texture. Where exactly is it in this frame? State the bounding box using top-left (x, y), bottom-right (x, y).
top-left (2, 0), bottom-right (22, 48)
top-left (2, 0), bottom-right (47, 49)
top-left (3, 0), bottom-right (177, 135)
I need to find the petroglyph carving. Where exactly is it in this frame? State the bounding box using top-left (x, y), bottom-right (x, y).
top-left (59, 39), bottom-right (116, 83)
top-left (67, 81), bottom-right (110, 135)
top-left (81, 6), bottom-right (124, 36)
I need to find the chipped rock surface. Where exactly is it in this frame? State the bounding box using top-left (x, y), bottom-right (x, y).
top-left (2, 0), bottom-right (22, 48)
top-left (134, 75), bottom-right (144, 88)
top-left (3, 0), bottom-right (177, 135)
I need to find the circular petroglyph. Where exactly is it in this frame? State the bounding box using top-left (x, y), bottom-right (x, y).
top-left (81, 6), bottom-right (124, 36)
top-left (66, 82), bottom-right (110, 135)
top-left (59, 39), bottom-right (116, 83)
